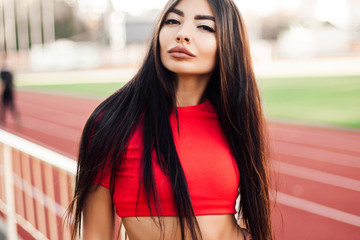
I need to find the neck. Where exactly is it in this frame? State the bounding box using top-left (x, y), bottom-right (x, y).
top-left (175, 74), bottom-right (211, 107)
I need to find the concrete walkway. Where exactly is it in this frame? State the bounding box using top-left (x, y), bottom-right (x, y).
top-left (13, 57), bottom-right (360, 86)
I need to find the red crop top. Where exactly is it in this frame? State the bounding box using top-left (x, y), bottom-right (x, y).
top-left (94, 100), bottom-right (239, 217)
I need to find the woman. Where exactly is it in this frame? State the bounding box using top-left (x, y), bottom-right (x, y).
top-left (66, 0), bottom-right (273, 239)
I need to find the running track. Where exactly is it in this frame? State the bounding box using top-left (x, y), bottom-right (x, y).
top-left (2, 91), bottom-right (360, 240)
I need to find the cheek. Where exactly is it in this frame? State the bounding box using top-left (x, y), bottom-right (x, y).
top-left (203, 39), bottom-right (217, 64)
top-left (159, 28), bottom-right (172, 50)
top-left (209, 39), bottom-right (217, 57)
top-left (203, 40), bottom-right (217, 72)
top-left (159, 30), bottom-right (167, 63)
top-left (159, 30), bottom-right (165, 52)
top-left (159, 29), bottom-right (172, 55)
top-left (210, 44), bottom-right (217, 61)
top-left (199, 35), bottom-right (216, 55)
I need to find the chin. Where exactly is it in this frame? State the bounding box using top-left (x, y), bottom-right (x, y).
top-left (165, 65), bottom-right (210, 76)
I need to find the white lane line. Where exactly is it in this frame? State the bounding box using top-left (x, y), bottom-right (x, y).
top-left (272, 141), bottom-right (360, 168)
top-left (273, 161), bottom-right (360, 192)
top-left (276, 191), bottom-right (360, 227)
top-left (269, 126), bottom-right (360, 153)
top-left (17, 68), bottom-right (135, 86)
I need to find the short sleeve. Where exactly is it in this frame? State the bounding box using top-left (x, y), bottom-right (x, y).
top-left (93, 165), bottom-right (111, 189)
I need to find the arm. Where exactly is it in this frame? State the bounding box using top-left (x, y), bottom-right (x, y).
top-left (82, 184), bottom-right (115, 240)
top-left (238, 218), bottom-right (253, 240)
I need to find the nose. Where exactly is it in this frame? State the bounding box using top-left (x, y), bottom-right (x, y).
top-left (176, 28), bottom-right (191, 44)
top-left (176, 35), bottom-right (191, 44)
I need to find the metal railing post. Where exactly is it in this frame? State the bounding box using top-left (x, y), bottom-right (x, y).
top-left (3, 144), bottom-right (17, 240)
top-left (0, 129), bottom-right (77, 239)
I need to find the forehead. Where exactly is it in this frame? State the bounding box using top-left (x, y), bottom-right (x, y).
top-left (171, 0), bottom-right (214, 17)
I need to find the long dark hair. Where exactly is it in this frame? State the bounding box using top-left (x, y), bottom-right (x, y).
top-left (66, 0), bottom-right (273, 239)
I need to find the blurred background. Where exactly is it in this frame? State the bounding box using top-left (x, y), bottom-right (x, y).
top-left (1, 0), bottom-right (360, 70)
top-left (1, 0), bottom-right (360, 127)
top-left (0, 0), bottom-right (360, 240)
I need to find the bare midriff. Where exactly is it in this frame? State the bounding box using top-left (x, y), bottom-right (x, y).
top-left (122, 214), bottom-right (244, 240)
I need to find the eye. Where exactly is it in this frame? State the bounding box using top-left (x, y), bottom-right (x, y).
top-left (164, 19), bottom-right (180, 25)
top-left (198, 25), bottom-right (216, 33)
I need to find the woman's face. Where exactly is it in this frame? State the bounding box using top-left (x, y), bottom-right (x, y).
top-left (159, 0), bottom-right (217, 77)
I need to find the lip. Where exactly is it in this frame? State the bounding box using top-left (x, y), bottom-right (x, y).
top-left (168, 46), bottom-right (195, 58)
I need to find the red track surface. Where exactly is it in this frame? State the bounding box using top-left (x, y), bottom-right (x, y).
top-left (2, 91), bottom-right (360, 240)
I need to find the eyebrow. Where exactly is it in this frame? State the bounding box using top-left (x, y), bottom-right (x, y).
top-left (168, 8), bottom-right (215, 21)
